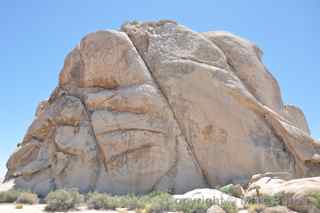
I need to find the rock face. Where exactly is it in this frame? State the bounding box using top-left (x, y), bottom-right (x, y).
top-left (5, 20), bottom-right (320, 196)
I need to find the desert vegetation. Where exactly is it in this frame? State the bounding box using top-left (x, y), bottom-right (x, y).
top-left (0, 189), bottom-right (22, 203)
top-left (0, 187), bottom-right (319, 212)
top-left (85, 191), bottom-right (239, 213)
top-left (0, 189), bottom-right (239, 212)
top-left (308, 192), bottom-right (320, 210)
top-left (45, 189), bottom-right (83, 211)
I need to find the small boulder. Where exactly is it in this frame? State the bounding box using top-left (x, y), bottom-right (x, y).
top-left (207, 205), bottom-right (226, 213)
top-left (245, 174), bottom-right (320, 212)
top-left (263, 206), bottom-right (297, 213)
top-left (173, 188), bottom-right (244, 209)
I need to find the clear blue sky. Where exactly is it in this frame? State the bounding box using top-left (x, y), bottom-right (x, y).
top-left (0, 0), bottom-right (319, 178)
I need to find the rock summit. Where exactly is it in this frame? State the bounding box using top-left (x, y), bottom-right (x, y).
top-left (6, 20), bottom-right (320, 196)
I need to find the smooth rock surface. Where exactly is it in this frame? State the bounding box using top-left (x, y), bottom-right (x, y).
top-left (202, 31), bottom-right (284, 113)
top-left (246, 174), bottom-right (320, 212)
top-left (173, 188), bottom-right (244, 209)
top-left (5, 20), bottom-right (320, 195)
top-left (263, 206), bottom-right (298, 213)
top-left (283, 105), bottom-right (311, 134)
top-left (207, 205), bottom-right (226, 213)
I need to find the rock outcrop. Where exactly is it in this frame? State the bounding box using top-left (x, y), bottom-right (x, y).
top-left (173, 188), bottom-right (244, 209)
top-left (245, 173), bottom-right (320, 212)
top-left (5, 20), bottom-right (320, 196)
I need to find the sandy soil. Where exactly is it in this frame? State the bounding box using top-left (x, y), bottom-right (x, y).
top-left (0, 204), bottom-right (127, 213)
top-left (0, 181), bottom-right (133, 212)
top-left (0, 204), bottom-right (46, 213)
top-left (0, 180), bottom-right (120, 212)
top-left (0, 179), bottom-right (14, 192)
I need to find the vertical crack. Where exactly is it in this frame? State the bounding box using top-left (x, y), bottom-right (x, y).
top-left (150, 135), bottom-right (179, 192)
top-left (124, 33), bottom-right (210, 186)
top-left (79, 97), bottom-right (105, 190)
top-left (59, 46), bottom-right (107, 191)
top-left (77, 48), bottom-right (110, 186)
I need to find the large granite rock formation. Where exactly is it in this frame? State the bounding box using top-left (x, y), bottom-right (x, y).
top-left (5, 20), bottom-right (320, 196)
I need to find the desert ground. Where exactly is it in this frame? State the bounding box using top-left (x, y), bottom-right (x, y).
top-left (0, 204), bottom-right (115, 213)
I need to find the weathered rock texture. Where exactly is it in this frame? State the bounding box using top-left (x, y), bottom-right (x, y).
top-left (5, 20), bottom-right (320, 196)
top-left (245, 173), bottom-right (320, 212)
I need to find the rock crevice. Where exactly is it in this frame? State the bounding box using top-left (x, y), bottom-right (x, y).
top-left (124, 31), bottom-right (210, 186)
top-left (6, 20), bottom-right (320, 195)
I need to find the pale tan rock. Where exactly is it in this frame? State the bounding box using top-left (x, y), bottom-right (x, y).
top-left (84, 84), bottom-right (165, 114)
top-left (5, 20), bottom-right (320, 196)
top-left (173, 188), bottom-right (244, 209)
top-left (6, 94), bottom-right (99, 194)
top-left (264, 113), bottom-right (320, 176)
top-left (6, 140), bottom-right (41, 177)
top-left (173, 136), bottom-right (207, 193)
top-left (95, 130), bottom-right (176, 194)
top-left (263, 206), bottom-right (298, 213)
top-left (52, 123), bottom-right (98, 193)
top-left (248, 172), bottom-right (293, 185)
top-left (123, 21), bottom-right (299, 186)
top-left (59, 47), bottom-right (82, 87)
top-left (87, 67), bottom-right (205, 193)
top-left (15, 168), bottom-right (54, 196)
top-left (54, 125), bottom-right (96, 157)
top-left (207, 205), bottom-right (226, 213)
top-left (246, 175), bottom-right (320, 212)
top-left (35, 100), bottom-right (48, 117)
top-left (60, 30), bottom-right (152, 88)
top-left (202, 31), bottom-right (284, 113)
top-left (283, 105), bottom-right (310, 134)
top-left (21, 95), bottom-right (86, 145)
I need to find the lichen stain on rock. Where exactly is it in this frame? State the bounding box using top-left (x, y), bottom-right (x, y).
top-left (5, 20), bottom-right (320, 195)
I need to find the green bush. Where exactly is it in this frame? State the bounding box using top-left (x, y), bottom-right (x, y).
top-left (87, 191), bottom-right (172, 211)
top-left (117, 194), bottom-right (145, 209)
top-left (141, 192), bottom-right (175, 213)
top-left (263, 194), bottom-right (282, 207)
top-left (219, 184), bottom-right (244, 198)
top-left (245, 194), bottom-right (282, 207)
top-left (173, 199), bottom-right (216, 213)
top-left (0, 190), bottom-right (22, 203)
top-left (308, 192), bottom-right (320, 209)
top-left (15, 203), bottom-right (24, 209)
top-left (86, 191), bottom-right (238, 213)
top-left (45, 189), bottom-right (82, 212)
top-left (219, 184), bottom-right (234, 195)
top-left (87, 192), bottom-right (120, 210)
top-left (16, 192), bottom-right (38, 204)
